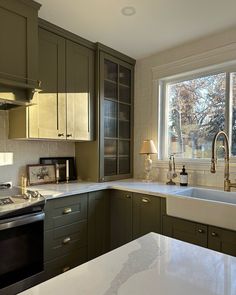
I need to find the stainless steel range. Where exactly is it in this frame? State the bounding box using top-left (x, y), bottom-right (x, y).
top-left (0, 184), bottom-right (45, 219)
top-left (0, 183), bottom-right (45, 289)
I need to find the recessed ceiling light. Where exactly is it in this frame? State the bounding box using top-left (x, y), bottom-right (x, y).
top-left (121, 6), bottom-right (136, 16)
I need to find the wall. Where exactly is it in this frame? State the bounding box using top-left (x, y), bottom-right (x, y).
top-left (134, 26), bottom-right (236, 187)
top-left (0, 111), bottom-right (75, 186)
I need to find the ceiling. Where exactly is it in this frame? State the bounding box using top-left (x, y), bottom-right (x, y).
top-left (38, 0), bottom-right (236, 59)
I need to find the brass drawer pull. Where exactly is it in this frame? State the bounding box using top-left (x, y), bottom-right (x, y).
top-left (62, 266), bottom-right (70, 273)
top-left (63, 237), bottom-right (71, 244)
top-left (198, 229), bottom-right (204, 234)
top-left (67, 134), bottom-right (73, 137)
top-left (125, 194), bottom-right (131, 199)
top-left (211, 232), bottom-right (218, 237)
top-left (63, 207), bottom-right (72, 214)
top-left (142, 198), bottom-right (150, 203)
top-left (58, 133), bottom-right (64, 137)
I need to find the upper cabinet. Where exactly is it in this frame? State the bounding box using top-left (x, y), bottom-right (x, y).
top-left (100, 53), bottom-right (134, 180)
top-left (75, 45), bottom-right (135, 181)
top-left (9, 21), bottom-right (95, 141)
top-left (66, 40), bottom-right (94, 141)
top-left (37, 28), bottom-right (66, 139)
top-left (0, 0), bottom-right (41, 89)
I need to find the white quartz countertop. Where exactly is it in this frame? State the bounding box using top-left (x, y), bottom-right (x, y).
top-left (19, 232), bottom-right (236, 295)
top-left (29, 179), bottom-right (190, 200)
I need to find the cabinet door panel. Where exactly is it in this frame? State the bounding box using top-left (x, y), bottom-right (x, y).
top-left (133, 194), bottom-right (161, 239)
top-left (0, 0), bottom-right (39, 84)
top-left (110, 190), bottom-right (132, 249)
top-left (163, 215), bottom-right (208, 247)
top-left (88, 191), bottom-right (110, 259)
top-left (208, 226), bottom-right (236, 256)
top-left (66, 41), bottom-right (94, 141)
top-left (38, 28), bottom-right (66, 139)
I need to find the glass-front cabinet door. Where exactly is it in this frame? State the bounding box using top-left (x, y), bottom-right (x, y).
top-left (100, 53), bottom-right (133, 181)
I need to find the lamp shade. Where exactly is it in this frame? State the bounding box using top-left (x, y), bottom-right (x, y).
top-left (140, 139), bottom-right (157, 154)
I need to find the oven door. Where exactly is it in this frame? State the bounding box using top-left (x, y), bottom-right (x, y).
top-left (0, 212), bottom-right (44, 289)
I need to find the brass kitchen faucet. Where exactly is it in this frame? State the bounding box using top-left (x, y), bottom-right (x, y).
top-left (210, 131), bottom-right (236, 191)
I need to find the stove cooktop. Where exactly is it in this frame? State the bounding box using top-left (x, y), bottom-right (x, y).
top-left (0, 185), bottom-right (45, 218)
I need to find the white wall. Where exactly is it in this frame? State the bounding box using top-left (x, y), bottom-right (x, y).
top-left (134, 26), bottom-right (236, 187)
top-left (0, 111), bottom-right (75, 186)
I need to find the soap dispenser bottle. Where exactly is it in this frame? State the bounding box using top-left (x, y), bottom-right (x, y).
top-left (180, 165), bottom-right (188, 186)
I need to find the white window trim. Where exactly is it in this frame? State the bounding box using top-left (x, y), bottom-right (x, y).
top-left (152, 41), bottom-right (236, 165)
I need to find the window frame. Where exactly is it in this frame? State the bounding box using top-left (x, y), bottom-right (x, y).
top-left (158, 63), bottom-right (236, 161)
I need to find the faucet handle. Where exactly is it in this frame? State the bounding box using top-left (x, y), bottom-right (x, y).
top-left (210, 159), bottom-right (216, 173)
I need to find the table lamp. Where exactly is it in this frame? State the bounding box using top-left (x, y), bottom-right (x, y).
top-left (140, 139), bottom-right (157, 182)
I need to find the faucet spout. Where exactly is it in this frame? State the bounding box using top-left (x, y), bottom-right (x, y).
top-left (210, 131), bottom-right (231, 191)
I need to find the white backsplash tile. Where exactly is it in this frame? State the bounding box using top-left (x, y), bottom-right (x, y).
top-left (0, 111), bottom-right (75, 185)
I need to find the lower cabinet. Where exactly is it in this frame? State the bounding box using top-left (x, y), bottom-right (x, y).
top-left (162, 215), bottom-right (208, 247)
top-left (88, 190), bottom-right (110, 259)
top-left (132, 193), bottom-right (162, 239)
top-left (44, 193), bottom-right (88, 281)
top-left (110, 190), bottom-right (133, 249)
top-left (208, 226), bottom-right (236, 256)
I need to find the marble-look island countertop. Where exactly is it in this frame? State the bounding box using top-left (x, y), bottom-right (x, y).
top-left (19, 232), bottom-right (236, 295)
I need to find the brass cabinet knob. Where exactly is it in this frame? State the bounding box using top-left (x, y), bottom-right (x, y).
top-left (62, 266), bottom-right (70, 273)
top-left (211, 232), bottom-right (218, 237)
top-left (58, 133), bottom-right (64, 137)
top-left (142, 198), bottom-right (150, 203)
top-left (63, 207), bottom-right (72, 214)
top-left (198, 229), bottom-right (204, 234)
top-left (63, 237), bottom-right (71, 244)
top-left (125, 194), bottom-right (131, 199)
top-left (67, 134), bottom-right (73, 137)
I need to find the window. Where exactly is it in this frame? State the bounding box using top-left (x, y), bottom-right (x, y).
top-left (159, 68), bottom-right (236, 159)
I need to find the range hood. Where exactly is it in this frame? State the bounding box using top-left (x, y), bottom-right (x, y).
top-left (0, 80), bottom-right (40, 110)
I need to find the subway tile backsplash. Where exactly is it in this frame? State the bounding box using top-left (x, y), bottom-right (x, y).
top-left (0, 111), bottom-right (75, 185)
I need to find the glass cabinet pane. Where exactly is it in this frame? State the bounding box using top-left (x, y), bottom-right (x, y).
top-left (104, 80), bottom-right (118, 100)
top-left (119, 66), bottom-right (131, 86)
top-left (119, 85), bottom-right (131, 103)
top-left (119, 104), bottom-right (130, 139)
top-left (104, 60), bottom-right (118, 82)
top-left (104, 158), bottom-right (117, 176)
top-left (119, 157), bottom-right (130, 174)
top-left (104, 100), bottom-right (117, 138)
top-left (119, 140), bottom-right (130, 156)
top-left (104, 139), bottom-right (117, 157)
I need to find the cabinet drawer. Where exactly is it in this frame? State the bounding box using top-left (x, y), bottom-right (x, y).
top-left (44, 220), bottom-right (87, 261)
top-left (163, 215), bottom-right (208, 247)
top-left (44, 247), bottom-right (87, 280)
top-left (45, 194), bottom-right (88, 230)
top-left (208, 226), bottom-right (236, 256)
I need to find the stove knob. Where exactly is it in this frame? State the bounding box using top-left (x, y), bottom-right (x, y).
top-left (23, 193), bottom-right (31, 200)
top-left (32, 191), bottom-right (40, 198)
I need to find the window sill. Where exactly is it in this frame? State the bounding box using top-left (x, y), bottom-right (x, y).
top-left (153, 158), bottom-right (236, 171)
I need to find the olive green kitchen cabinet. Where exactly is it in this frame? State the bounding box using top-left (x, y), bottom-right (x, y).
top-left (110, 190), bottom-right (133, 249)
top-left (162, 215), bottom-right (208, 248)
top-left (9, 20), bottom-right (95, 141)
top-left (75, 44), bottom-right (135, 181)
top-left (0, 0), bottom-right (40, 92)
top-left (88, 191), bottom-right (110, 259)
top-left (9, 28), bottom-right (66, 139)
top-left (66, 40), bottom-right (94, 141)
top-left (208, 226), bottom-right (236, 256)
top-left (132, 193), bottom-right (162, 239)
top-left (44, 194), bottom-right (88, 281)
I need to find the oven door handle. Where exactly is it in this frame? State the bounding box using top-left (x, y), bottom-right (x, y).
top-left (0, 212), bottom-right (45, 231)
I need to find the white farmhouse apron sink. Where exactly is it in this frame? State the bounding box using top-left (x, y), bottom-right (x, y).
top-left (166, 187), bottom-right (236, 231)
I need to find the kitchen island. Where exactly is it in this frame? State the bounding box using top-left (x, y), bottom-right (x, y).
top-left (19, 232), bottom-right (236, 295)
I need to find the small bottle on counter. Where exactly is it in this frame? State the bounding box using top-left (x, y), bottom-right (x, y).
top-left (180, 165), bottom-right (188, 186)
